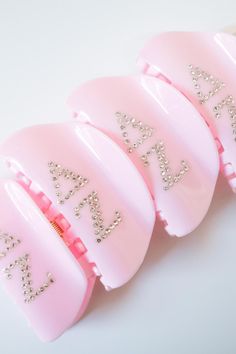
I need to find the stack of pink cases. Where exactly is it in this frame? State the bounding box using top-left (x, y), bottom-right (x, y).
top-left (0, 31), bottom-right (235, 341)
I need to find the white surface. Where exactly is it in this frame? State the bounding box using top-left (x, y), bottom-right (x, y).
top-left (0, 1), bottom-right (236, 353)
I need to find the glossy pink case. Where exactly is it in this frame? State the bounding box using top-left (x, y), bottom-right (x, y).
top-left (0, 121), bottom-right (155, 341)
top-left (137, 32), bottom-right (236, 190)
top-left (0, 179), bottom-right (96, 342)
top-left (68, 74), bottom-right (219, 237)
top-left (1, 30), bottom-right (234, 342)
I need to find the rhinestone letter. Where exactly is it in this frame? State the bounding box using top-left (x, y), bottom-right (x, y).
top-left (115, 111), bottom-right (154, 153)
top-left (188, 64), bottom-right (225, 104)
top-left (74, 190), bottom-right (122, 243)
top-left (116, 112), bottom-right (190, 191)
top-left (189, 65), bottom-right (236, 142)
top-left (2, 253), bottom-right (54, 303)
top-left (48, 161), bottom-right (89, 205)
top-left (213, 95), bottom-right (236, 142)
top-left (142, 141), bottom-right (190, 190)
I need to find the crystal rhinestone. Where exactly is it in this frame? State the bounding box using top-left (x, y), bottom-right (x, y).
top-left (116, 112), bottom-right (154, 153)
top-left (214, 96), bottom-right (236, 141)
top-left (0, 232), bottom-right (21, 259)
top-left (74, 191), bottom-right (122, 243)
top-left (3, 253), bottom-right (54, 303)
top-left (189, 65), bottom-right (225, 104)
top-left (48, 161), bottom-right (89, 205)
top-left (189, 66), bottom-right (236, 143)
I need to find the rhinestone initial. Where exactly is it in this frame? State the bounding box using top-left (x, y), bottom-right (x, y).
top-left (2, 253), bottom-right (54, 303)
top-left (188, 64), bottom-right (225, 104)
top-left (115, 111), bottom-right (154, 153)
top-left (74, 191), bottom-right (122, 243)
top-left (141, 141), bottom-right (190, 190)
top-left (189, 65), bottom-right (236, 142)
top-left (0, 231), bottom-right (55, 303)
top-left (48, 161), bottom-right (89, 205)
top-left (116, 112), bottom-right (190, 191)
top-left (49, 162), bottom-right (122, 243)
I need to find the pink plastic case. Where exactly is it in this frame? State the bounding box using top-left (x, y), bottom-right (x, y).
top-left (137, 32), bottom-right (236, 190)
top-left (1, 30), bottom-right (235, 342)
top-left (0, 179), bottom-right (96, 341)
top-left (68, 74), bottom-right (219, 237)
top-left (0, 121), bottom-right (155, 341)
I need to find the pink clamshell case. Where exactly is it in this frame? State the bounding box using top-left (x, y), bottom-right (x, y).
top-left (0, 122), bottom-right (155, 341)
top-left (137, 32), bottom-right (236, 190)
top-left (68, 74), bottom-right (219, 236)
top-left (1, 29), bottom-right (235, 342)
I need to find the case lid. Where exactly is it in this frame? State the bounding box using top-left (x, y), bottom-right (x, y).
top-left (0, 121), bottom-right (155, 289)
top-left (0, 179), bottom-right (96, 341)
top-left (68, 75), bottom-right (219, 236)
top-left (138, 32), bottom-right (236, 190)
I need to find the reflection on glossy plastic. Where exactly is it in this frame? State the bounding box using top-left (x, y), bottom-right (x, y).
top-left (138, 31), bottom-right (236, 191)
top-left (0, 122), bottom-right (155, 340)
top-left (68, 74), bottom-right (219, 236)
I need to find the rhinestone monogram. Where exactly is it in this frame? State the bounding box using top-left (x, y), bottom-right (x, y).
top-left (48, 161), bottom-right (89, 205)
top-left (115, 111), bottom-right (190, 191)
top-left (213, 95), bottom-right (236, 138)
top-left (0, 231), bottom-right (55, 304)
top-left (49, 162), bottom-right (123, 243)
top-left (115, 111), bottom-right (154, 153)
top-left (74, 191), bottom-right (122, 243)
top-left (2, 254), bottom-right (54, 303)
top-left (141, 141), bottom-right (189, 190)
top-left (0, 231), bottom-right (21, 259)
top-left (188, 64), bottom-right (225, 104)
top-left (189, 65), bottom-right (236, 142)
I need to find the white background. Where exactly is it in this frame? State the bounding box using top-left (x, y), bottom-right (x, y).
top-left (0, 1), bottom-right (236, 353)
